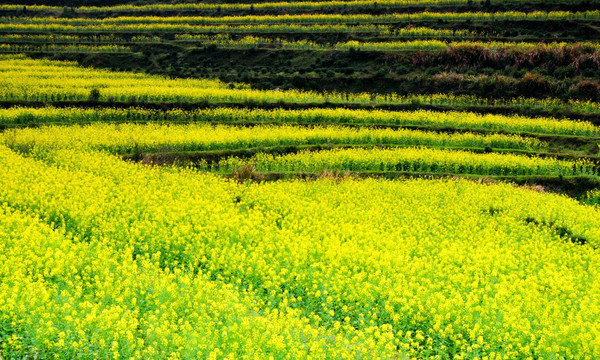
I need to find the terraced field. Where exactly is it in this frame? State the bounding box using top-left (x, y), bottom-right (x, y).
top-left (0, 0), bottom-right (599, 359)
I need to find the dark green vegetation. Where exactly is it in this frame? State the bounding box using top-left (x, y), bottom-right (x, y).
top-left (4, 0), bottom-right (599, 14)
top-left (1, 0), bottom-right (600, 102)
top-left (43, 40), bottom-right (600, 101)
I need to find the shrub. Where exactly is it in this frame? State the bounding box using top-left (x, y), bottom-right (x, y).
top-left (443, 44), bottom-right (490, 69)
top-left (553, 66), bottom-right (577, 79)
top-left (88, 88), bottom-right (101, 102)
top-left (572, 53), bottom-right (600, 71)
top-left (572, 80), bottom-right (600, 101)
top-left (518, 72), bottom-right (550, 96)
top-left (232, 163), bottom-right (264, 183)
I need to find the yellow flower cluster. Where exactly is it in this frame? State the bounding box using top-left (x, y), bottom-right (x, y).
top-left (174, 25), bottom-right (466, 37)
top-left (1, 122), bottom-right (545, 154)
top-left (0, 24), bottom-right (405, 37)
top-left (335, 40), bottom-right (600, 52)
top-left (0, 43), bottom-right (130, 54)
top-left (0, 0), bottom-right (571, 14)
top-left (1, 106), bottom-right (596, 137)
top-left (215, 147), bottom-right (596, 176)
top-left (4, 11), bottom-right (598, 27)
top-left (156, 23), bottom-right (391, 34)
top-left (165, 36), bottom-right (582, 52)
top-left (0, 56), bottom-right (248, 103)
top-left (1, 12), bottom-right (597, 37)
top-left (3, 56), bottom-right (600, 115)
top-left (0, 200), bottom-right (395, 359)
top-left (0, 145), bottom-right (599, 359)
top-left (0, 55), bottom-right (358, 104)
